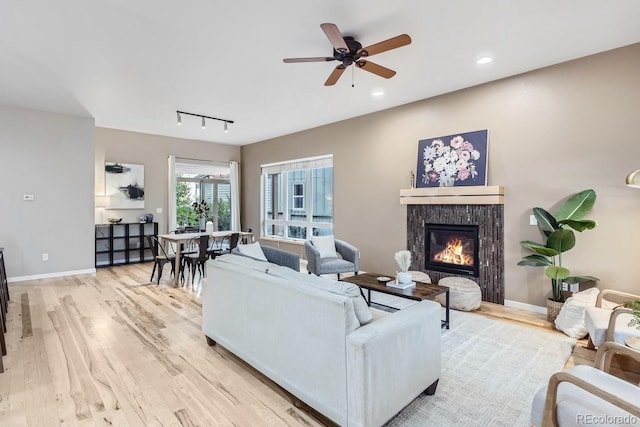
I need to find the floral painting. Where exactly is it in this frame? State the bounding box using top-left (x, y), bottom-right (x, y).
top-left (416, 129), bottom-right (488, 188)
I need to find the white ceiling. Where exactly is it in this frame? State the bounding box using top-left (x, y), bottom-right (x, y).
top-left (1, 1), bottom-right (639, 146)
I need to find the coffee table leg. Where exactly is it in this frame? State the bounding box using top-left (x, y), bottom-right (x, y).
top-left (445, 288), bottom-right (450, 329)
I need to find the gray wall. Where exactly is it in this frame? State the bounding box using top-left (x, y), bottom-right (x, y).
top-left (95, 128), bottom-right (240, 234)
top-left (0, 106), bottom-right (95, 278)
top-left (241, 43), bottom-right (640, 308)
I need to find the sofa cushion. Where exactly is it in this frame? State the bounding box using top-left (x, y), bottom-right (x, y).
top-left (266, 266), bottom-right (373, 326)
top-left (312, 235), bottom-right (338, 259)
top-left (236, 242), bottom-right (268, 262)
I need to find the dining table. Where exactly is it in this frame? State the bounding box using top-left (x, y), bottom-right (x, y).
top-left (157, 230), bottom-right (253, 286)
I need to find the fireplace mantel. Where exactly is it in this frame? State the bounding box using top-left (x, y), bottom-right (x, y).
top-left (400, 186), bottom-right (504, 205)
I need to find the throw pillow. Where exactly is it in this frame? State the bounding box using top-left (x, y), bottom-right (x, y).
top-left (236, 242), bottom-right (268, 262)
top-left (554, 287), bottom-right (599, 339)
top-left (311, 235), bottom-right (338, 259)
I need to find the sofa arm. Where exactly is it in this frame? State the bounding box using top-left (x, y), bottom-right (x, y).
top-left (304, 240), bottom-right (322, 275)
top-left (346, 300), bottom-right (441, 427)
top-left (261, 246), bottom-right (300, 272)
top-left (335, 239), bottom-right (360, 273)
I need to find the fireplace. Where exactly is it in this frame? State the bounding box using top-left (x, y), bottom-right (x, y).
top-left (425, 223), bottom-right (479, 277)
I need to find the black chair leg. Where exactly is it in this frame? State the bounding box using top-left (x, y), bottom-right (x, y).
top-left (157, 263), bottom-right (163, 284)
top-left (150, 262), bottom-right (157, 283)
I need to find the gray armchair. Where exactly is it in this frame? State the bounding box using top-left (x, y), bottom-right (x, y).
top-left (305, 238), bottom-right (360, 279)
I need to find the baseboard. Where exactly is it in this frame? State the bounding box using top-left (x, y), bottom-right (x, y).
top-left (8, 268), bottom-right (96, 283)
top-left (504, 299), bottom-right (547, 314)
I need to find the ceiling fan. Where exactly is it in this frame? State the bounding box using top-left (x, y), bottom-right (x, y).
top-left (283, 23), bottom-right (411, 86)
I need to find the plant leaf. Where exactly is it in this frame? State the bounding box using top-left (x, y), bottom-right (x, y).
top-left (545, 266), bottom-right (570, 280)
top-left (555, 189), bottom-right (596, 221)
top-left (533, 207), bottom-right (558, 234)
top-left (546, 229), bottom-right (575, 253)
top-left (558, 219), bottom-right (597, 232)
top-left (520, 240), bottom-right (559, 257)
top-left (564, 275), bottom-right (599, 284)
top-left (517, 255), bottom-right (553, 267)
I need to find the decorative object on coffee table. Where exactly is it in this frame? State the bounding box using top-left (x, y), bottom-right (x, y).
top-left (517, 189), bottom-right (599, 323)
top-left (394, 250), bottom-right (412, 284)
top-left (436, 276), bottom-right (481, 311)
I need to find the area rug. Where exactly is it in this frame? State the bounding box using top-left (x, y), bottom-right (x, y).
top-left (383, 308), bottom-right (576, 426)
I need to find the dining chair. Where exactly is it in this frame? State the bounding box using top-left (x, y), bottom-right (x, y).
top-left (209, 233), bottom-right (240, 259)
top-left (181, 235), bottom-right (209, 284)
top-left (147, 235), bottom-right (176, 285)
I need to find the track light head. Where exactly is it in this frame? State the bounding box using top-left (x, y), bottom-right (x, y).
top-left (177, 112), bottom-right (182, 126)
top-left (224, 121), bottom-right (228, 133)
top-left (201, 117), bottom-right (206, 130)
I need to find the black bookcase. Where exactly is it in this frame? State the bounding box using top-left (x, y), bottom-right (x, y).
top-left (95, 222), bottom-right (158, 267)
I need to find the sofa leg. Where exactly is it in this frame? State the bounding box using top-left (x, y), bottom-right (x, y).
top-left (424, 379), bottom-right (439, 395)
top-left (205, 336), bottom-right (216, 346)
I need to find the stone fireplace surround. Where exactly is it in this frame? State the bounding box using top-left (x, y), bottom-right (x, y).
top-left (402, 187), bottom-right (505, 304)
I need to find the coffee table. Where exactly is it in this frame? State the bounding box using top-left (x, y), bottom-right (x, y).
top-left (342, 273), bottom-right (450, 329)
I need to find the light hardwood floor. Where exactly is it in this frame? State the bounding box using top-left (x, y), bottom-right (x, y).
top-left (0, 263), bottom-right (632, 426)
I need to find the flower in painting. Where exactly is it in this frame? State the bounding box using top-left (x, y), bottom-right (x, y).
top-left (426, 170), bottom-right (440, 182)
top-left (433, 157), bottom-right (447, 172)
top-left (457, 168), bottom-right (471, 181)
top-left (450, 135), bottom-right (464, 148)
top-left (420, 133), bottom-right (484, 187)
top-left (423, 146), bottom-right (437, 161)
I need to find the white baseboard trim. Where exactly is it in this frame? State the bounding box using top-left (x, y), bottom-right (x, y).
top-left (8, 268), bottom-right (96, 283)
top-left (504, 299), bottom-right (547, 314)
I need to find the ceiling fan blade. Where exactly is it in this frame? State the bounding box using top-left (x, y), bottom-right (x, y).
top-left (283, 57), bottom-right (335, 63)
top-left (357, 34), bottom-right (411, 57)
top-left (356, 60), bottom-right (396, 79)
top-left (324, 65), bottom-right (347, 86)
top-left (320, 23), bottom-right (348, 52)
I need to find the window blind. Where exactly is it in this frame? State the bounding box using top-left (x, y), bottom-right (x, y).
top-left (261, 154), bottom-right (332, 175)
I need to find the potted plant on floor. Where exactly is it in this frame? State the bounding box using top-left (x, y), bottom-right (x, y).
top-left (517, 189), bottom-right (599, 323)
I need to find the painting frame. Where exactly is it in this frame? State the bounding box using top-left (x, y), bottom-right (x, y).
top-left (105, 162), bottom-right (145, 209)
top-left (416, 129), bottom-right (488, 188)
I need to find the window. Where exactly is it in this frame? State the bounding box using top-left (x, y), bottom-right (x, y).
top-left (261, 155), bottom-right (333, 241)
top-left (174, 160), bottom-right (231, 231)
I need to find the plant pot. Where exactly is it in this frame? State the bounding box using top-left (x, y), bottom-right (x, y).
top-left (546, 299), bottom-right (564, 324)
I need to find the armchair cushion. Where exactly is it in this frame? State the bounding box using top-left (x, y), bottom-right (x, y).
top-left (311, 235), bottom-right (338, 258)
top-left (531, 365), bottom-right (640, 427)
top-left (584, 307), bottom-right (637, 347)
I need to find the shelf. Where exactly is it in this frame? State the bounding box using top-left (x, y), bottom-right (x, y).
top-left (95, 222), bottom-right (158, 268)
top-left (400, 186), bottom-right (504, 205)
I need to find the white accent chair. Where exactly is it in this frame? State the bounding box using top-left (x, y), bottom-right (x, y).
top-left (584, 289), bottom-right (640, 349)
top-left (531, 342), bottom-right (640, 427)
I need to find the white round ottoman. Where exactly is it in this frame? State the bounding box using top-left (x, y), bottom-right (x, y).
top-left (408, 271), bottom-right (431, 284)
top-left (436, 277), bottom-right (482, 311)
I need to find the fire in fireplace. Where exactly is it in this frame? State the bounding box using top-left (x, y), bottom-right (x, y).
top-left (425, 224), bottom-right (479, 277)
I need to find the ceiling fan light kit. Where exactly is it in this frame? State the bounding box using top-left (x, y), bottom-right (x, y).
top-left (283, 23), bottom-right (411, 86)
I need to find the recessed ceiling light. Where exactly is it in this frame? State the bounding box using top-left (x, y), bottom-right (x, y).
top-left (477, 56), bottom-right (493, 65)
top-left (371, 90), bottom-right (385, 98)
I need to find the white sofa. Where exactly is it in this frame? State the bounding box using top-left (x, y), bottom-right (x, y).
top-left (203, 253), bottom-right (442, 427)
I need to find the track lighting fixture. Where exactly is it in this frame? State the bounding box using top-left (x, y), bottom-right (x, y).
top-left (176, 110), bottom-right (234, 133)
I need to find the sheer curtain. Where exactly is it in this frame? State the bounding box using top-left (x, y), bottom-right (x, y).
top-left (167, 155), bottom-right (177, 233)
top-left (230, 161), bottom-right (241, 231)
